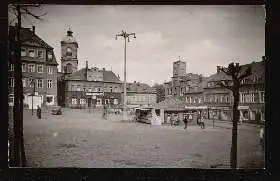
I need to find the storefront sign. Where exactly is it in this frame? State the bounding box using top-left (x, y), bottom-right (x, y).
top-left (86, 92), bottom-right (103, 96)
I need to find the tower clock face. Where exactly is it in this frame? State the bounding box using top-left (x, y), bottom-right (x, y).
top-left (66, 47), bottom-right (72, 56)
top-left (67, 47), bottom-right (72, 53)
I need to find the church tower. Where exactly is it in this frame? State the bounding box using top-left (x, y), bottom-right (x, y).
top-left (61, 28), bottom-right (78, 74)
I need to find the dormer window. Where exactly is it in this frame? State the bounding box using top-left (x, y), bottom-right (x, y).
top-left (47, 52), bottom-right (53, 60)
top-left (29, 49), bottom-right (35, 57)
top-left (21, 48), bottom-right (26, 56)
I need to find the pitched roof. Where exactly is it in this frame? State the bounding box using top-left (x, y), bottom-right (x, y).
top-left (154, 97), bottom-right (185, 110)
top-left (65, 68), bottom-right (121, 83)
top-left (127, 82), bottom-right (156, 93)
top-left (9, 26), bottom-right (53, 49)
top-left (9, 26), bottom-right (58, 65)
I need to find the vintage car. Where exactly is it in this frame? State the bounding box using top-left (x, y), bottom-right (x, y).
top-left (51, 106), bottom-right (62, 115)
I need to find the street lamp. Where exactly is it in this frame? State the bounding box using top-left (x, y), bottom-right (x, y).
top-left (30, 78), bottom-right (36, 115)
top-left (115, 30), bottom-right (136, 121)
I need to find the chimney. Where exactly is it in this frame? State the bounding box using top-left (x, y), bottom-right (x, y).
top-left (86, 60), bottom-right (88, 69)
top-left (103, 68), bottom-right (105, 71)
top-left (32, 26), bottom-right (35, 34)
top-left (134, 81), bottom-right (136, 83)
top-left (217, 66), bottom-right (220, 73)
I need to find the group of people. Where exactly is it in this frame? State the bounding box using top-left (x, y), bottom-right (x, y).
top-left (166, 112), bottom-right (205, 129)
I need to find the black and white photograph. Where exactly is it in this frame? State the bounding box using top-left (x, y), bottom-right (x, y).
top-left (8, 5), bottom-right (265, 168)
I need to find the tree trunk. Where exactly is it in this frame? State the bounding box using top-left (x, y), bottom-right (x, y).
top-left (13, 5), bottom-right (26, 167)
top-left (230, 89), bottom-right (240, 168)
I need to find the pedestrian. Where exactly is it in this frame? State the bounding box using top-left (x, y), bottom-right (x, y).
top-left (36, 105), bottom-right (41, 119)
top-left (166, 114), bottom-right (171, 125)
top-left (183, 116), bottom-right (188, 129)
top-left (197, 112), bottom-right (201, 125)
top-left (200, 115), bottom-right (205, 129)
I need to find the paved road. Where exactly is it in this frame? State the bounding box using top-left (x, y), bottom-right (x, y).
top-left (22, 108), bottom-right (264, 168)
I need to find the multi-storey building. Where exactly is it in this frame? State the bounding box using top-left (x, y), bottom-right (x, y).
top-left (238, 60), bottom-right (265, 122)
top-left (8, 26), bottom-right (58, 108)
top-left (60, 65), bottom-right (122, 108)
top-left (162, 58), bottom-right (265, 123)
top-left (202, 67), bottom-right (233, 120)
top-left (125, 82), bottom-right (157, 108)
top-left (164, 59), bottom-right (205, 99)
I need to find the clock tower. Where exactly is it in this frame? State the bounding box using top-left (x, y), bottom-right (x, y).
top-left (61, 28), bottom-right (78, 74)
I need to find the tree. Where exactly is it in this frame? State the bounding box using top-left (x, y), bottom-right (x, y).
top-left (8, 4), bottom-right (46, 167)
top-left (153, 83), bottom-right (165, 103)
top-left (217, 62), bottom-right (252, 168)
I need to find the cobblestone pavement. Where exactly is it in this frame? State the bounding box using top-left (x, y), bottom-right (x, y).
top-left (22, 108), bottom-right (264, 168)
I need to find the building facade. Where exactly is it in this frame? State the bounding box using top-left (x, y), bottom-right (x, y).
top-left (8, 26), bottom-right (58, 108)
top-left (124, 82), bottom-right (157, 108)
top-left (163, 58), bottom-right (265, 123)
top-left (61, 66), bottom-right (122, 108)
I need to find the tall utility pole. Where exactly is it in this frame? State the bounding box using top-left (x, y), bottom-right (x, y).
top-left (115, 30), bottom-right (136, 121)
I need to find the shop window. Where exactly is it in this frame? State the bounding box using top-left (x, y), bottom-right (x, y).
top-left (72, 98), bottom-right (77, 105)
top-left (80, 99), bottom-right (86, 104)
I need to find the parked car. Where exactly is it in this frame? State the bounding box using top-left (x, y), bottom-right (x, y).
top-left (51, 106), bottom-right (62, 115)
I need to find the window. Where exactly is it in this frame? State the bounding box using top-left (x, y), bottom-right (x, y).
top-left (80, 99), bottom-right (86, 104)
top-left (88, 88), bottom-right (92, 92)
top-left (71, 85), bottom-right (74, 91)
top-left (72, 98), bottom-right (77, 105)
top-left (114, 99), bottom-right (118, 105)
top-left (9, 63), bottom-right (14, 71)
top-left (38, 50), bottom-right (44, 59)
top-left (105, 99), bottom-right (110, 105)
top-left (260, 91), bottom-right (265, 103)
top-left (47, 52), bottom-right (53, 60)
top-left (8, 95), bottom-right (14, 105)
top-left (98, 88), bottom-right (101, 92)
top-left (110, 87), bottom-right (113, 92)
top-left (29, 49), bottom-right (35, 57)
top-left (77, 86), bottom-right (81, 91)
top-left (29, 78), bottom-right (34, 87)
top-left (47, 67), bottom-right (53, 74)
top-left (186, 97), bottom-right (189, 103)
top-left (47, 80), bottom-right (52, 88)
top-left (220, 96), bottom-right (224, 102)
top-left (83, 87), bottom-right (86, 92)
top-left (37, 79), bottom-right (43, 88)
top-left (28, 64), bottom-right (35, 72)
top-left (114, 87), bottom-right (118, 92)
top-left (21, 49), bottom-right (26, 56)
top-left (9, 77), bottom-right (14, 87)
top-left (198, 98), bottom-right (202, 103)
top-left (214, 95), bottom-right (218, 102)
top-left (253, 92), bottom-right (259, 103)
top-left (189, 97), bottom-right (192, 104)
top-left (22, 78), bottom-right (26, 88)
top-left (22, 63), bottom-right (26, 72)
top-left (37, 65), bottom-right (43, 73)
top-left (226, 96), bottom-right (229, 103)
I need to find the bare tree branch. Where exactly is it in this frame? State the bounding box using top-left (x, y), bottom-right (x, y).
top-left (237, 66), bottom-right (252, 81)
top-left (21, 7), bottom-right (46, 21)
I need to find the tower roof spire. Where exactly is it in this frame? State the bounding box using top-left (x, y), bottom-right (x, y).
top-left (67, 25), bottom-right (73, 36)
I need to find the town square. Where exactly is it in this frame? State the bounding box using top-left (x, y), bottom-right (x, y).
top-left (8, 5), bottom-right (265, 168)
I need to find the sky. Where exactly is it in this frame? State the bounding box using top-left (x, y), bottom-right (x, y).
top-left (10, 5), bottom-right (265, 86)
